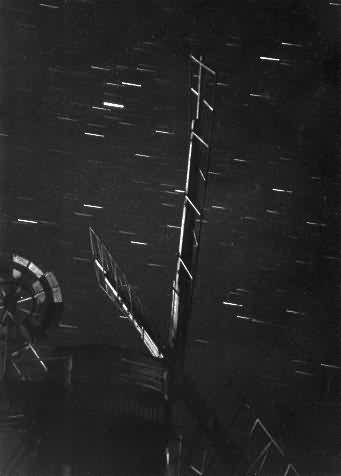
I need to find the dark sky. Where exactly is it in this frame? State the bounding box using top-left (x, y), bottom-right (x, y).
top-left (1, 0), bottom-right (341, 473)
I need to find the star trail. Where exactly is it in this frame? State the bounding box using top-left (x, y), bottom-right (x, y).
top-left (0, 0), bottom-right (341, 475)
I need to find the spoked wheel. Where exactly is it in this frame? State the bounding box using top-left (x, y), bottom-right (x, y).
top-left (0, 253), bottom-right (64, 382)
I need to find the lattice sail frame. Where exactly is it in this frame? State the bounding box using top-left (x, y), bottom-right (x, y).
top-left (89, 226), bottom-right (164, 359)
top-left (242, 418), bottom-right (300, 476)
top-left (169, 55), bottom-right (216, 361)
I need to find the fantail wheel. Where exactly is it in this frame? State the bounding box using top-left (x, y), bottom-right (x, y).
top-left (0, 253), bottom-right (64, 381)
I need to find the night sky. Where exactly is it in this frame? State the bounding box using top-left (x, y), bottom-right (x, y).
top-left (1, 0), bottom-right (341, 474)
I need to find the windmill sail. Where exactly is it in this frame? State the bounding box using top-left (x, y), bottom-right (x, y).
top-left (89, 226), bottom-right (164, 359)
top-left (169, 55), bottom-right (216, 368)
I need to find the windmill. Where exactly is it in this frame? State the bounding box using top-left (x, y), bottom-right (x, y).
top-left (89, 53), bottom-right (216, 390)
top-left (88, 53), bottom-right (220, 472)
top-left (89, 54), bottom-right (301, 476)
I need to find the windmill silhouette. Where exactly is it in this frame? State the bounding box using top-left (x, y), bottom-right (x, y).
top-left (89, 53), bottom-right (216, 385)
top-left (89, 55), bottom-right (301, 476)
top-left (88, 52), bottom-right (217, 468)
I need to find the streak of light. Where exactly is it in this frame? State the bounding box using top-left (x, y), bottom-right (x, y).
top-left (306, 221), bottom-right (327, 227)
top-left (236, 288), bottom-right (248, 293)
top-left (83, 204), bottom-right (103, 209)
top-left (73, 257), bottom-right (91, 262)
top-left (91, 65), bottom-right (111, 71)
top-left (272, 188), bottom-right (293, 193)
top-left (147, 263), bottom-right (165, 268)
top-left (118, 230), bottom-right (136, 235)
top-left (222, 301), bottom-right (243, 307)
top-left (260, 56), bottom-right (280, 62)
top-left (174, 189), bottom-right (185, 193)
top-left (208, 171), bottom-right (222, 176)
top-left (329, 2), bottom-right (341, 5)
top-left (92, 106), bottom-right (108, 111)
top-left (280, 60), bottom-right (293, 67)
top-left (281, 41), bottom-right (303, 47)
top-left (161, 203), bottom-right (176, 207)
top-left (73, 212), bottom-right (93, 217)
top-left (286, 309), bottom-right (305, 315)
top-left (122, 81), bottom-right (141, 87)
top-left (56, 115), bottom-right (77, 122)
top-left (155, 129), bottom-right (174, 135)
top-left (136, 66), bottom-right (155, 72)
top-left (216, 82), bottom-right (230, 87)
top-left (6, 414), bottom-right (25, 419)
top-left (17, 219), bottom-right (38, 224)
top-left (236, 315), bottom-right (281, 326)
top-left (17, 297), bottom-right (33, 304)
top-left (266, 209), bottom-right (280, 215)
top-left (324, 255), bottom-right (340, 261)
top-left (194, 338), bottom-right (209, 344)
top-left (134, 153), bottom-right (150, 158)
top-left (167, 224), bottom-right (180, 229)
top-left (295, 370), bottom-right (314, 376)
top-left (321, 362), bottom-right (341, 369)
top-left (87, 122), bottom-right (105, 128)
top-left (40, 220), bottom-right (57, 225)
top-left (130, 241), bottom-right (148, 246)
top-left (0, 132), bottom-right (8, 137)
top-left (211, 205), bottom-right (226, 210)
top-left (59, 323), bottom-right (79, 329)
top-left (191, 87), bottom-right (199, 96)
top-left (84, 132), bottom-right (104, 138)
top-left (103, 101), bottom-right (125, 109)
top-left (105, 82), bottom-right (121, 87)
top-left (233, 158), bottom-right (247, 162)
top-left (39, 3), bottom-right (59, 8)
